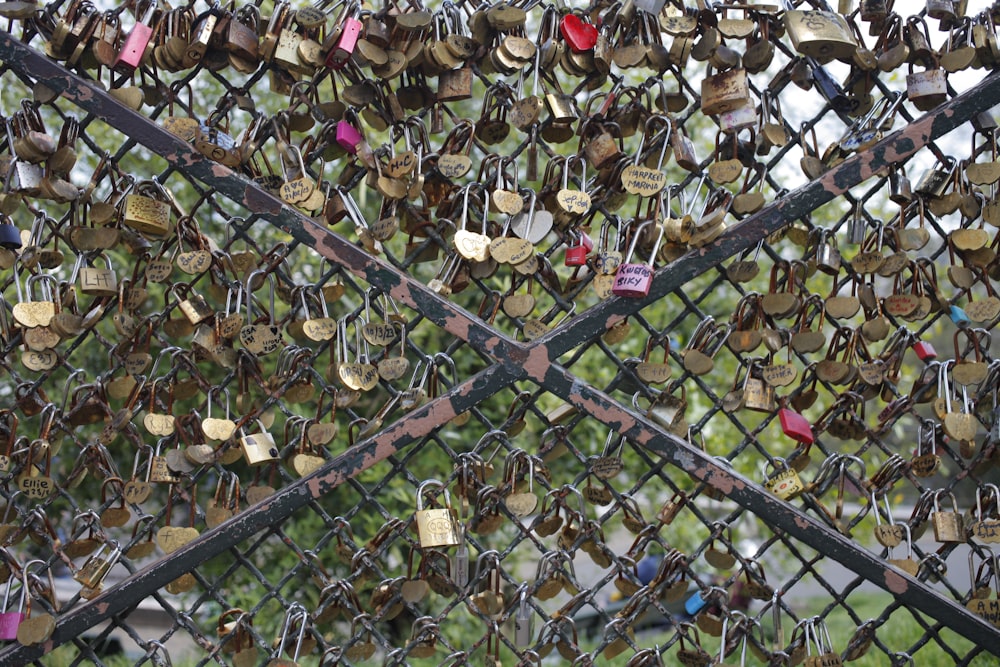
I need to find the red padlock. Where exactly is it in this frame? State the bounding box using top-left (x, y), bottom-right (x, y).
top-left (778, 405), bottom-right (813, 444)
top-left (911, 340), bottom-right (936, 361)
top-left (564, 230), bottom-right (593, 266)
top-left (560, 13), bottom-right (598, 53)
top-left (326, 15), bottom-right (362, 69)
top-left (112, 2), bottom-right (157, 74)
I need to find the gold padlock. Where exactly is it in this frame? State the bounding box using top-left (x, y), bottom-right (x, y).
top-left (239, 421), bottom-right (280, 466)
top-left (931, 490), bottom-right (965, 542)
top-left (700, 65), bottom-right (750, 115)
top-left (784, 9), bottom-right (858, 62)
top-left (175, 285), bottom-right (214, 325)
top-left (73, 541), bottom-right (122, 589)
top-left (414, 479), bottom-right (460, 548)
top-left (76, 253), bottom-right (118, 297)
top-left (764, 460), bottom-right (804, 500)
top-left (122, 194), bottom-right (170, 236)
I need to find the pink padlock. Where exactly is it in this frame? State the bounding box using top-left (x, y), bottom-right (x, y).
top-left (564, 231), bottom-right (593, 266)
top-left (778, 405), bottom-right (814, 444)
top-left (336, 120), bottom-right (364, 155)
top-left (112, 2), bottom-right (157, 74)
top-left (612, 220), bottom-right (664, 298)
top-left (0, 573), bottom-right (26, 641)
top-left (912, 340), bottom-right (936, 361)
top-left (326, 16), bottom-right (362, 69)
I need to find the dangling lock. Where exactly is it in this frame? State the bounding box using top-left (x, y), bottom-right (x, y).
top-left (73, 540), bottom-right (122, 590)
top-left (415, 479), bottom-right (460, 548)
top-left (931, 490), bottom-right (965, 543)
top-left (74, 253), bottom-right (118, 297)
top-left (778, 398), bottom-right (814, 444)
top-left (173, 284), bottom-right (214, 325)
top-left (239, 419), bottom-right (280, 467)
top-left (0, 572), bottom-right (26, 641)
top-left (514, 585), bottom-right (534, 647)
top-left (763, 458), bottom-right (805, 500)
top-left (112, 0), bottom-right (157, 74)
top-left (612, 219), bottom-right (664, 298)
top-left (564, 229), bottom-right (593, 266)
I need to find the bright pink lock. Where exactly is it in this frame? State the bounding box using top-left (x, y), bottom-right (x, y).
top-left (326, 17), bottom-right (362, 69)
top-left (612, 220), bottom-right (663, 299)
top-left (336, 121), bottom-right (364, 154)
top-left (912, 340), bottom-right (936, 361)
top-left (0, 611), bottom-right (24, 640)
top-left (564, 231), bottom-right (593, 266)
top-left (779, 407), bottom-right (813, 444)
top-left (113, 4), bottom-right (156, 74)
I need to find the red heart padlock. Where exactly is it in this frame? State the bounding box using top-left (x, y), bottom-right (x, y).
top-left (911, 340), bottom-right (936, 361)
top-left (560, 14), bottom-right (598, 53)
top-left (564, 231), bottom-right (593, 266)
top-left (779, 407), bottom-right (813, 444)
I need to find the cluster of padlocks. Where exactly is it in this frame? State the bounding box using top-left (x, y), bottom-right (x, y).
top-left (0, 0), bottom-right (999, 663)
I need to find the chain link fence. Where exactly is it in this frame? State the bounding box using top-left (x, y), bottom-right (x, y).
top-left (0, 0), bottom-right (999, 665)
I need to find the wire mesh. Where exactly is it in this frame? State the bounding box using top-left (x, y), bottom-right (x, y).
top-left (0, 0), bottom-right (998, 665)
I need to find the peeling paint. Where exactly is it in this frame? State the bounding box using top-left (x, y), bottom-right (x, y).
top-left (885, 569), bottom-right (908, 594)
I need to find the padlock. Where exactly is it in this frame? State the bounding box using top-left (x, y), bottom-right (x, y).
top-left (784, 9), bottom-right (858, 61)
top-left (612, 220), bottom-right (664, 298)
top-left (560, 12), bottom-right (598, 53)
top-left (914, 157), bottom-right (956, 198)
top-left (415, 480), bottom-right (460, 548)
top-left (0, 216), bottom-right (20, 250)
top-left (150, 442), bottom-right (181, 483)
top-left (657, 492), bottom-right (687, 524)
top-left (325, 10), bottom-right (362, 69)
top-left (564, 230), bottom-right (593, 266)
top-left (701, 65), bottom-right (750, 115)
top-left (906, 61), bottom-right (947, 111)
top-left (123, 189), bottom-right (171, 236)
top-left (437, 67), bottom-right (473, 102)
top-left (73, 541), bottom-right (122, 589)
top-left (336, 120), bottom-right (364, 155)
top-left (931, 491), bottom-right (965, 542)
top-left (743, 368), bottom-right (776, 413)
top-left (0, 574), bottom-right (25, 641)
top-left (779, 403), bottom-right (814, 444)
top-left (764, 460), bottom-right (804, 500)
top-left (175, 286), bottom-right (214, 325)
top-left (112, 1), bottom-right (157, 74)
top-left (187, 6), bottom-right (220, 63)
top-left (76, 254), bottom-right (118, 297)
top-left (814, 229), bottom-right (841, 275)
top-left (514, 588), bottom-right (534, 646)
top-left (911, 340), bottom-right (936, 361)
top-left (239, 421), bottom-right (280, 466)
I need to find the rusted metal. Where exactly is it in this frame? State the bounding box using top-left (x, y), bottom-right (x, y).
top-left (1, 21), bottom-right (998, 667)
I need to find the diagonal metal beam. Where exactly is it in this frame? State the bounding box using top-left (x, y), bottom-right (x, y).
top-left (4, 29), bottom-right (1000, 661)
top-left (535, 363), bottom-right (1000, 655)
top-left (0, 31), bottom-right (525, 367)
top-left (0, 363), bottom-right (518, 664)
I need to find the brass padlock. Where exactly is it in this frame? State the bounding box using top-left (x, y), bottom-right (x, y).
top-left (414, 479), bottom-right (460, 548)
top-left (123, 189), bottom-right (171, 236)
top-left (931, 490), bottom-right (965, 542)
top-left (701, 65), bottom-right (749, 115)
top-left (239, 421), bottom-right (280, 466)
top-left (76, 253), bottom-right (118, 297)
top-left (437, 67), bottom-right (473, 102)
top-left (784, 9), bottom-right (858, 62)
top-left (743, 366), bottom-right (776, 412)
top-left (764, 460), bottom-right (804, 500)
top-left (73, 541), bottom-right (122, 589)
top-left (175, 285), bottom-right (214, 325)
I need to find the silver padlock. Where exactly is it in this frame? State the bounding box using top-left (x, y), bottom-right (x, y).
top-left (914, 157), bottom-right (956, 198)
top-left (514, 587), bottom-right (535, 646)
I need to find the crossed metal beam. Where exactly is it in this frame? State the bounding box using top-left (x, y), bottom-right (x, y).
top-left (2, 31), bottom-right (999, 661)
